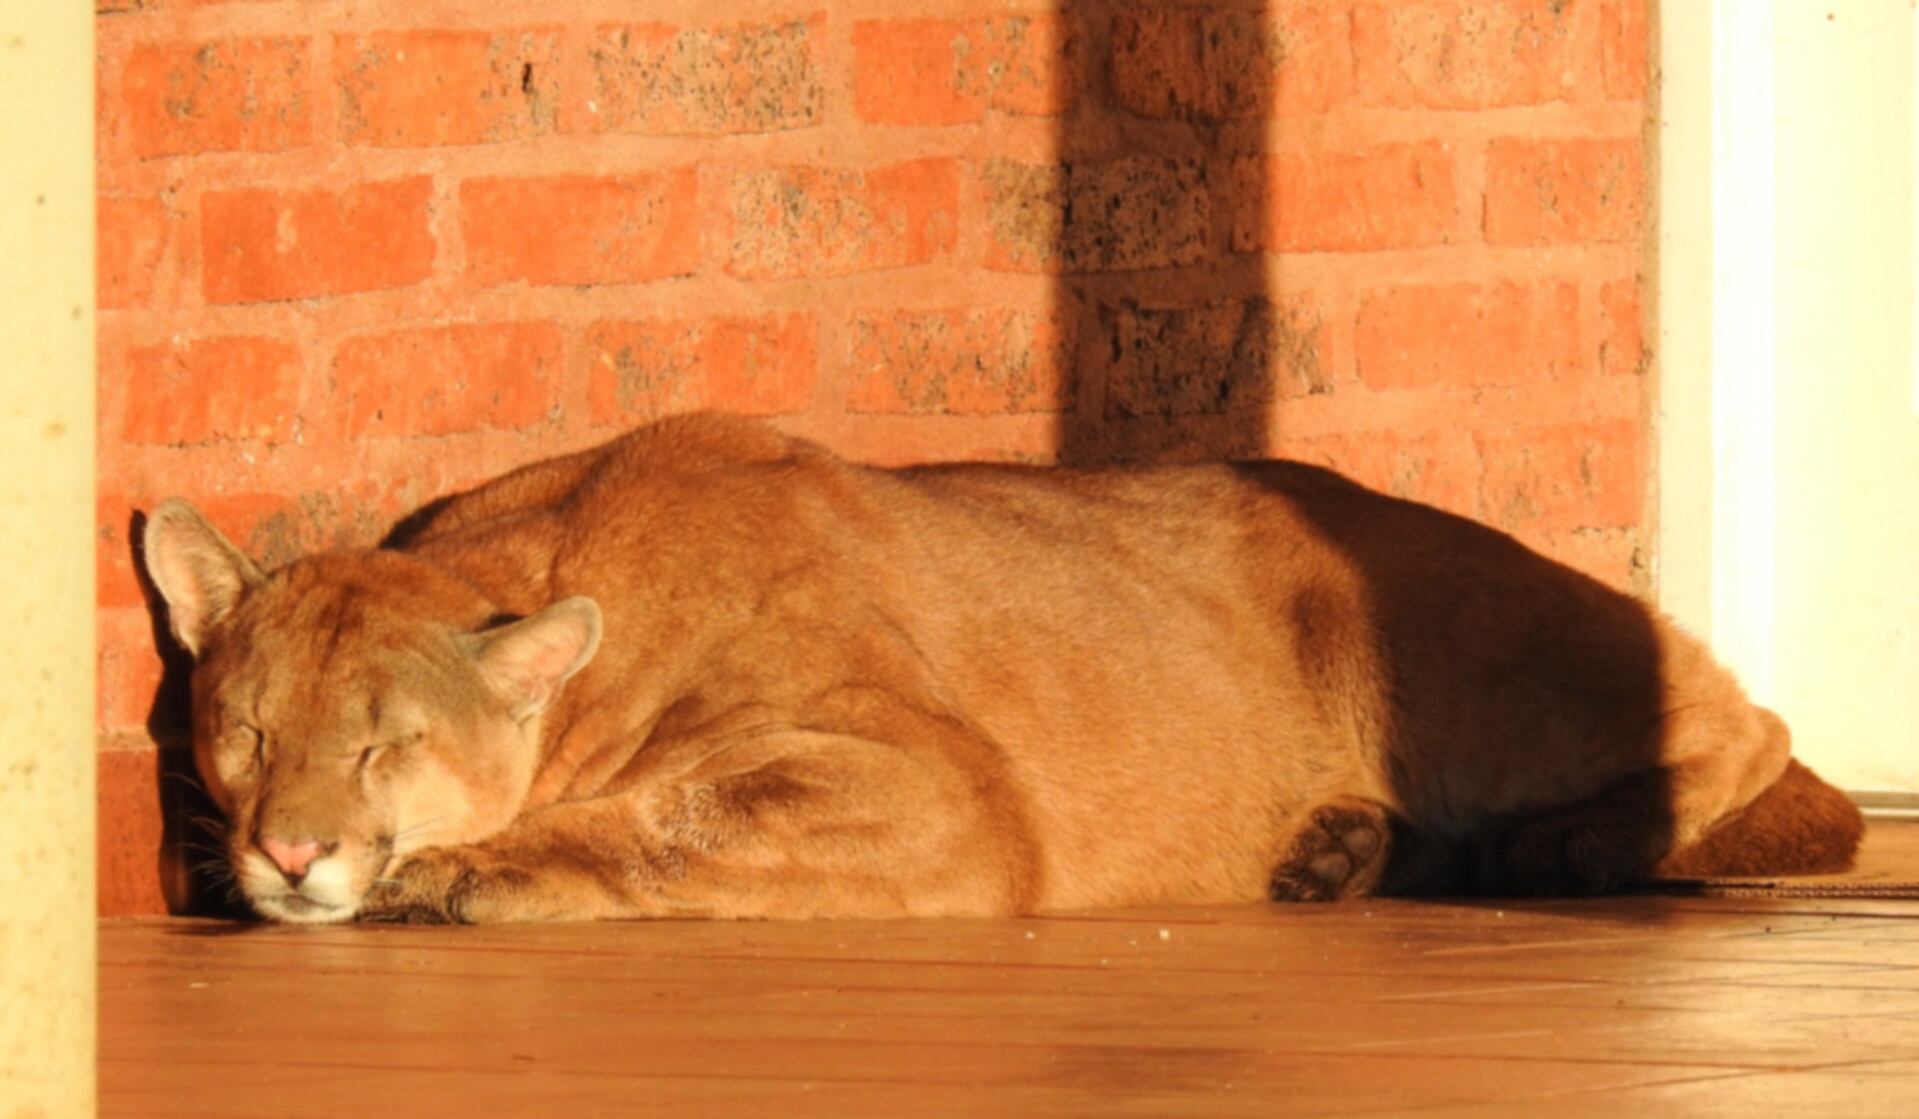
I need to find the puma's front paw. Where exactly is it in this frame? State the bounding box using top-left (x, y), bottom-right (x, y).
top-left (1269, 798), bottom-right (1394, 902)
top-left (358, 847), bottom-right (532, 925)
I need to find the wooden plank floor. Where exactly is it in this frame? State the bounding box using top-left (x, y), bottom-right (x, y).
top-left (102, 826), bottom-right (1919, 1118)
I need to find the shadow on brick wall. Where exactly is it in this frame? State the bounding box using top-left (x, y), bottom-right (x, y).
top-left (1049, 2), bottom-right (1284, 465)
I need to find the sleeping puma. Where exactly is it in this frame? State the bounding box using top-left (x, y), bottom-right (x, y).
top-left (142, 412), bottom-right (1862, 924)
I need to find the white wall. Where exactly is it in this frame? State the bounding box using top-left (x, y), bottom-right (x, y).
top-left (1661, 0), bottom-right (1919, 796)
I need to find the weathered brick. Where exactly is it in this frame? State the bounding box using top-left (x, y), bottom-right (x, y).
top-left (201, 177), bottom-right (435, 303)
top-left (1109, 5), bottom-right (1349, 121)
top-left (331, 322), bottom-right (563, 438)
top-left (121, 335), bottom-right (304, 445)
top-left (847, 308), bottom-right (1072, 415)
top-left (243, 490), bottom-right (389, 569)
top-left (1485, 138), bottom-right (1645, 245)
top-left (1236, 145), bottom-right (1460, 253)
top-left (1601, 0), bottom-right (1649, 101)
top-left (984, 158), bottom-right (1209, 273)
top-left (586, 314), bottom-right (817, 424)
top-left (1355, 281), bottom-right (1579, 390)
top-left (853, 15), bottom-right (1077, 126)
top-left (336, 29), bottom-right (560, 147)
top-left (1104, 297), bottom-right (1331, 419)
top-left (463, 171), bottom-right (700, 287)
top-left (589, 18), bottom-right (822, 135)
top-left (1599, 278), bottom-right (1644, 377)
top-left (727, 161), bottom-right (958, 280)
top-left (980, 13), bottom-right (1078, 116)
top-left (1283, 430), bottom-right (1481, 518)
top-left (1352, 1), bottom-right (1576, 109)
top-left (121, 37), bottom-right (312, 158)
top-left (1477, 419), bottom-right (1644, 531)
top-left (98, 195), bottom-right (167, 310)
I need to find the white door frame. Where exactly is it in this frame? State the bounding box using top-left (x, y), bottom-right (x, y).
top-left (1657, 0), bottom-right (1778, 701)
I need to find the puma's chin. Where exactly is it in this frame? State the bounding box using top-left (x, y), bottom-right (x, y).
top-left (252, 892), bottom-right (358, 925)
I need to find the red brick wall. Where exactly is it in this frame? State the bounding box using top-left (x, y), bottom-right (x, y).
top-left (96, 0), bottom-right (1653, 914)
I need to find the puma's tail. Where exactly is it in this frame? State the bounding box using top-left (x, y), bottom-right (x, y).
top-left (1655, 758), bottom-right (1865, 879)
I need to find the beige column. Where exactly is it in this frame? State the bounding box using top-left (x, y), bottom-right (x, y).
top-left (0, 2), bottom-right (98, 1117)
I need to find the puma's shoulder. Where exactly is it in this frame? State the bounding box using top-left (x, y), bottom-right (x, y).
top-left (398, 413), bottom-right (823, 548)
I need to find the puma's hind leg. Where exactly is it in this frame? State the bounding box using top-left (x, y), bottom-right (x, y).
top-left (1268, 796), bottom-right (1396, 902)
top-left (1466, 702), bottom-right (1799, 896)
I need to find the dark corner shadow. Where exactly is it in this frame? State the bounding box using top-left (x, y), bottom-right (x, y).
top-left (127, 509), bottom-right (251, 921)
top-left (1052, 2), bottom-right (1278, 467)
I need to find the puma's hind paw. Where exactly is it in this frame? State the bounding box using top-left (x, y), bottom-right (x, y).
top-left (1269, 798), bottom-right (1394, 902)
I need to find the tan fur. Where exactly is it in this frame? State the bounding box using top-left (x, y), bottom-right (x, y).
top-left (141, 413), bottom-right (1862, 923)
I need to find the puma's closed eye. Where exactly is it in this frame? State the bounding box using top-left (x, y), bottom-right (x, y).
top-left (228, 724), bottom-right (265, 768)
top-left (360, 730), bottom-right (424, 769)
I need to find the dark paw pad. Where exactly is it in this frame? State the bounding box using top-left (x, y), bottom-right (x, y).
top-left (1270, 801), bottom-right (1393, 902)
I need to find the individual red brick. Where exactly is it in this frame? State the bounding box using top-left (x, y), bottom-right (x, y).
top-left (97, 747), bottom-right (172, 917)
top-left (99, 606), bottom-right (167, 733)
top-left (1601, 0), bottom-right (1649, 101)
top-left (983, 158), bottom-right (1209, 273)
top-left (1236, 145), bottom-right (1460, 253)
top-left (1355, 281), bottom-right (1579, 390)
top-left (1283, 429), bottom-right (1481, 519)
top-left (589, 18), bottom-right (822, 135)
top-left (1477, 420), bottom-right (1644, 532)
top-left (463, 171), bottom-right (699, 287)
top-left (331, 322), bottom-right (563, 438)
top-left (201, 177), bottom-right (435, 303)
top-left (1352, 1), bottom-right (1575, 109)
top-left (98, 195), bottom-right (167, 310)
top-left (586, 313), bottom-right (817, 423)
top-left (727, 161), bottom-right (958, 280)
top-left (1104, 297), bottom-right (1331, 419)
top-left (120, 37), bottom-right (312, 158)
top-left (853, 20), bottom-right (979, 125)
top-left (847, 308), bottom-right (1072, 415)
top-left (1485, 138), bottom-right (1645, 245)
top-left (1109, 5), bottom-right (1349, 121)
top-left (336, 28), bottom-right (561, 147)
top-left (120, 335), bottom-right (304, 445)
top-left (1599, 278), bottom-right (1644, 378)
top-left (853, 15), bottom-right (1077, 126)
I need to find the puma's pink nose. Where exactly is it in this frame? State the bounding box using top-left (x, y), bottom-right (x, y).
top-left (259, 837), bottom-right (324, 882)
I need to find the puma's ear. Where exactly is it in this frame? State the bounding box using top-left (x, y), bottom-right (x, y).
top-left (142, 498), bottom-right (265, 659)
top-left (465, 597), bottom-right (603, 721)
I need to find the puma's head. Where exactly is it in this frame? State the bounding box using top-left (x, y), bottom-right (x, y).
top-left (141, 499), bottom-right (601, 924)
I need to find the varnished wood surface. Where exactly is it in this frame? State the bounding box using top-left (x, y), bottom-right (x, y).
top-left (102, 827), bottom-right (1919, 1117)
